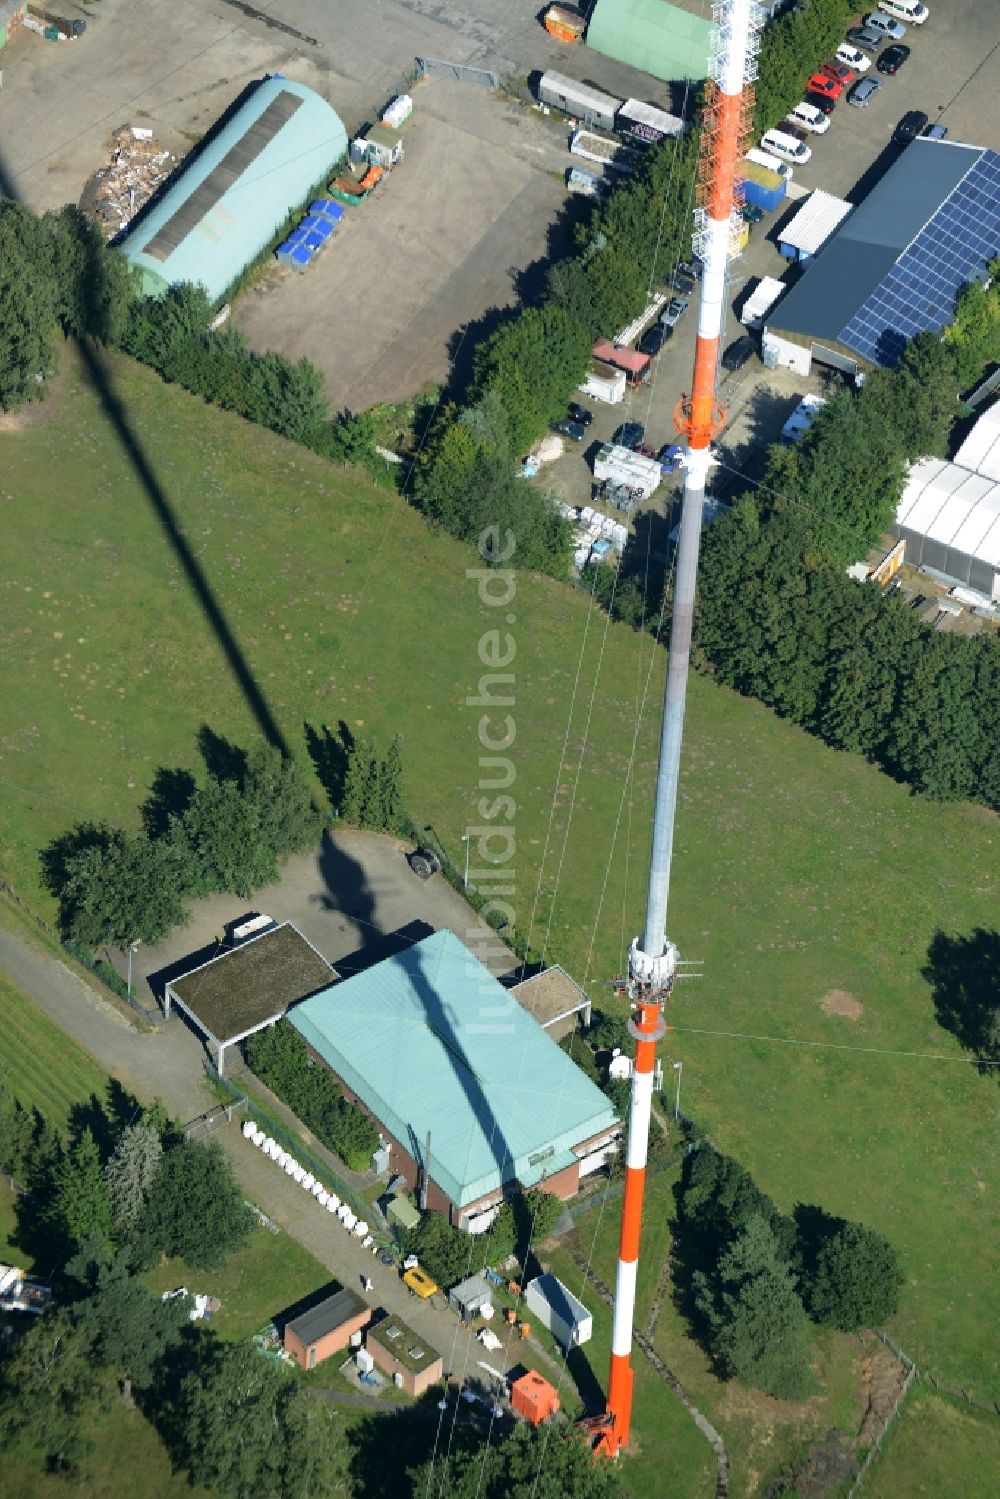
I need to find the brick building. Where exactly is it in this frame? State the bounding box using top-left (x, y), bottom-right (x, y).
top-left (288, 930), bottom-right (620, 1231)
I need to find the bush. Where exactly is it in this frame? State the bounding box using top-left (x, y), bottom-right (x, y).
top-left (244, 1021), bottom-right (379, 1171)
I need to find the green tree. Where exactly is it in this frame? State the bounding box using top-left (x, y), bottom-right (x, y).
top-left (280, 1388), bottom-right (351, 1498)
top-left (695, 1215), bottom-right (814, 1400)
top-left (338, 733), bottom-right (378, 824)
top-left (55, 825), bottom-right (189, 947)
top-left (177, 776), bottom-right (279, 897)
top-left (0, 1082), bottom-right (35, 1179)
top-left (178, 1342), bottom-right (288, 1497)
top-left (139, 1139), bottom-right (252, 1270)
top-left (0, 201), bottom-right (59, 409)
top-left (0, 1309), bottom-right (98, 1475)
top-left (559, 1029), bottom-right (602, 1084)
top-left (75, 1258), bottom-right (190, 1404)
top-left (243, 741), bottom-right (323, 857)
top-left (805, 1222), bottom-right (904, 1331)
top-left (410, 1421), bottom-right (624, 1499)
top-left (588, 1008), bottom-right (632, 1055)
top-left (472, 304), bottom-right (592, 454)
top-left (50, 1128), bottom-right (112, 1250)
top-left (103, 1118), bottom-right (163, 1236)
top-left (378, 733), bottom-right (406, 833)
top-left (404, 1209), bottom-right (475, 1287)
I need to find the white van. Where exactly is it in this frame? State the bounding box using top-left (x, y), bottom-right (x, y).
top-left (745, 147), bottom-right (793, 181)
top-left (878, 0), bottom-right (928, 23)
top-left (786, 101), bottom-right (831, 135)
top-left (760, 129), bottom-right (812, 165)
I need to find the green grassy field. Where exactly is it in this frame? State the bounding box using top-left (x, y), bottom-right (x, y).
top-left (141, 1223), bottom-right (333, 1342)
top-left (865, 1387), bottom-right (1000, 1499)
top-left (0, 969), bottom-right (109, 1128)
top-left (0, 349), bottom-right (996, 1431)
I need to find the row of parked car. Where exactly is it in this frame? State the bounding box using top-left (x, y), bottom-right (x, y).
top-left (754, 3), bottom-right (936, 167)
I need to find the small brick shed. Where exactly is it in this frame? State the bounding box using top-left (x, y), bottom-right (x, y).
top-left (367, 1313), bottom-right (443, 1397)
top-left (283, 1287), bottom-right (371, 1371)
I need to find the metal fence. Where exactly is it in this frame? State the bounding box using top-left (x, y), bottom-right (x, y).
top-left (414, 56), bottom-right (500, 88)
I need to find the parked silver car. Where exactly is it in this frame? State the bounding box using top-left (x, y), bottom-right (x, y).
top-left (847, 76), bottom-right (883, 107)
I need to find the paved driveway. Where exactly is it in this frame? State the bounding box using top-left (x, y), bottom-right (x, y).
top-left (121, 827), bottom-right (516, 1007)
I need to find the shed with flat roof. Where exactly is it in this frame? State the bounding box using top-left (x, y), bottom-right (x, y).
top-left (164, 922), bottom-right (336, 1075)
top-left (510, 965), bottom-right (592, 1039)
top-left (367, 1314), bottom-right (443, 1397)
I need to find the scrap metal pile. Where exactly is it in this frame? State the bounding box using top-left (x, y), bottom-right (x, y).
top-left (88, 127), bottom-right (174, 239)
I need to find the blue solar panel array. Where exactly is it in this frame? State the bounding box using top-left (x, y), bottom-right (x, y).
top-left (839, 150), bottom-right (1000, 367)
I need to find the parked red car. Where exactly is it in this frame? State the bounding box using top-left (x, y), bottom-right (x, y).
top-left (820, 57), bottom-right (855, 84)
top-left (807, 72), bottom-right (843, 99)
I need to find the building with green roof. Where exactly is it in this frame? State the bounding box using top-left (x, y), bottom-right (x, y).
top-left (586, 0), bottom-right (712, 83)
top-left (288, 930), bottom-right (620, 1229)
top-left (120, 75), bottom-right (348, 305)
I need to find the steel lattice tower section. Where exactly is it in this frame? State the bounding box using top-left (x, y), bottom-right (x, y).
top-left (601, 0), bottom-right (761, 1457)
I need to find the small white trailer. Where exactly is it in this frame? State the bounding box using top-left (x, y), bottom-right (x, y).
top-left (579, 361), bottom-right (626, 405)
top-left (524, 1272), bottom-right (592, 1349)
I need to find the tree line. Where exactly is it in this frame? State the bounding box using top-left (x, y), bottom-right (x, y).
top-left (0, 1080), bottom-right (253, 1282)
top-left (674, 1145), bottom-right (904, 1401)
top-left (41, 729), bottom-right (323, 950)
top-left (243, 1022), bottom-right (379, 1173)
top-left (399, 1184), bottom-right (564, 1290)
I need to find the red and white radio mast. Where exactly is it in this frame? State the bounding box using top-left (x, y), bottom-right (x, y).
top-left (590, 0), bottom-right (761, 1458)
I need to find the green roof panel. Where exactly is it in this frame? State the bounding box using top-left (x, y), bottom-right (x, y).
top-left (586, 0), bottom-right (712, 83)
top-left (288, 930), bottom-right (618, 1209)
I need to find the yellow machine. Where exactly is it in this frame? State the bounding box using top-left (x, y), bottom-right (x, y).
top-left (402, 1265), bottom-right (439, 1300)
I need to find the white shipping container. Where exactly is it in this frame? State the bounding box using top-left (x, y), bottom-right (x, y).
top-left (579, 362), bottom-right (626, 405)
top-left (524, 1273), bottom-right (593, 1350)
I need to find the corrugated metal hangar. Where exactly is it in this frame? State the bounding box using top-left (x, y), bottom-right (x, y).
top-left (120, 75), bottom-right (348, 304)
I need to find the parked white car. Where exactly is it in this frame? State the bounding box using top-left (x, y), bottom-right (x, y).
top-left (836, 43), bottom-right (872, 73)
top-left (878, 0), bottom-right (928, 24)
top-left (787, 101), bottom-right (831, 135)
top-left (760, 128), bottom-right (812, 165)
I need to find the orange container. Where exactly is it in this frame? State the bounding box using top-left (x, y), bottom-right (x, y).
top-left (511, 1370), bottom-right (560, 1425)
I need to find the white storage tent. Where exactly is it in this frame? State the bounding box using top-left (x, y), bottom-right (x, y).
top-left (954, 402), bottom-right (1000, 481)
top-left (896, 457), bottom-right (1000, 599)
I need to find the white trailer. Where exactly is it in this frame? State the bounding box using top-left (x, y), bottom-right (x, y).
top-left (593, 444), bottom-right (663, 499)
top-left (579, 361), bottom-right (626, 405)
top-left (740, 275), bottom-right (785, 329)
top-left (524, 1273), bottom-right (592, 1349)
top-left (538, 71), bottom-right (623, 132)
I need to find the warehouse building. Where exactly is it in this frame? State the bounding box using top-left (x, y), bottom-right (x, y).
top-left (287, 929), bottom-right (620, 1231)
top-left (894, 403), bottom-right (1000, 601)
top-left (120, 75), bottom-right (348, 304)
top-left (763, 139), bottom-right (1000, 379)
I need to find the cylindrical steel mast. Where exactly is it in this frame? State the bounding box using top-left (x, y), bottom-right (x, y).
top-left (602, 0), bottom-right (760, 1456)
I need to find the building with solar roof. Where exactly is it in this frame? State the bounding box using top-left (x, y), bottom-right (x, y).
top-left (287, 929), bottom-right (621, 1231)
top-left (763, 139), bottom-right (1000, 379)
top-left (120, 76), bottom-right (348, 305)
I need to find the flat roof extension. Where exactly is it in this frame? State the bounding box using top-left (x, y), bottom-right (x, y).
top-left (167, 923), bottom-right (335, 1045)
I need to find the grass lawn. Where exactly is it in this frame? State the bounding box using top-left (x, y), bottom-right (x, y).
top-left (0, 347), bottom-right (996, 1420)
top-left (0, 968), bottom-right (110, 1129)
top-left (140, 1222), bottom-right (332, 1341)
top-left (2, 1404), bottom-right (215, 1499)
top-left (864, 1387), bottom-right (1000, 1498)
